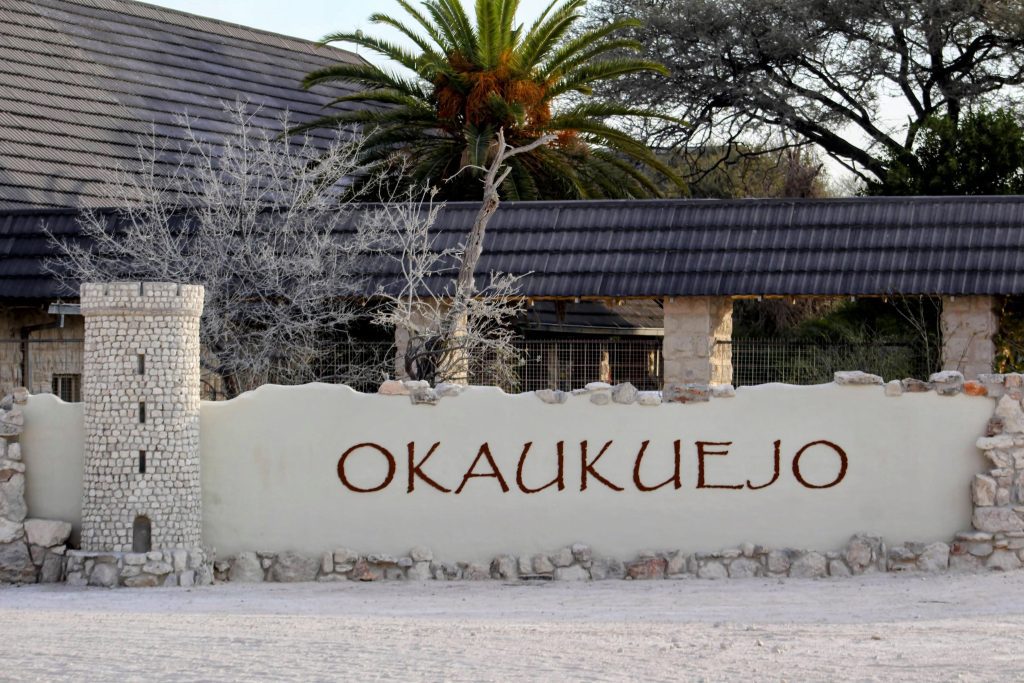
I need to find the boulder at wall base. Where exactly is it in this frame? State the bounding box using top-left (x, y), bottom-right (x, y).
top-left (228, 552), bottom-right (264, 583)
top-left (0, 541), bottom-right (35, 583)
top-left (270, 552), bottom-right (319, 583)
top-left (24, 519), bottom-right (72, 548)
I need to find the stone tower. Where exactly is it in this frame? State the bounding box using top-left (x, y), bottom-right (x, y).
top-left (80, 282), bottom-right (204, 552)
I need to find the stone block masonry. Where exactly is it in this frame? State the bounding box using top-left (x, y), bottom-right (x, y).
top-left (662, 297), bottom-right (732, 385)
top-left (80, 282), bottom-right (204, 553)
top-left (941, 295), bottom-right (997, 380)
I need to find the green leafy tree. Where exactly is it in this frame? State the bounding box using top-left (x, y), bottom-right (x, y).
top-left (868, 108), bottom-right (1024, 196)
top-left (299, 0), bottom-right (681, 200)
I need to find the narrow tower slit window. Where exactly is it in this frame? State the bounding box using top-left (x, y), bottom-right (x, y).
top-left (139, 450), bottom-right (147, 474)
top-left (138, 401), bottom-right (146, 424)
top-left (137, 353), bottom-right (145, 375)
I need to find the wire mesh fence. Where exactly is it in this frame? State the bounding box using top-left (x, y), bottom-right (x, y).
top-left (724, 338), bottom-right (932, 387)
top-left (0, 336), bottom-right (933, 400)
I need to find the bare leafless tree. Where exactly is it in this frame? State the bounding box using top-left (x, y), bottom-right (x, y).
top-left (47, 102), bottom-right (405, 397)
top-left (369, 129), bottom-right (556, 387)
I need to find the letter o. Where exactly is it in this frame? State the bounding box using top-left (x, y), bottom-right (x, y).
top-left (337, 443), bottom-right (396, 492)
top-left (791, 440), bottom-right (848, 489)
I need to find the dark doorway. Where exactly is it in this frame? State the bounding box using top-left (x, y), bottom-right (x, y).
top-left (132, 515), bottom-right (151, 553)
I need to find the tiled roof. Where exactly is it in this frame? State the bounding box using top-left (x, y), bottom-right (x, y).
top-left (2, 195), bottom-right (1024, 300)
top-left (0, 0), bottom-right (362, 209)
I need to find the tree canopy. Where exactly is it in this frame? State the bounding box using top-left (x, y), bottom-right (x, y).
top-left (299, 0), bottom-right (681, 200)
top-left (587, 0), bottom-right (1024, 184)
top-left (868, 108), bottom-right (1024, 195)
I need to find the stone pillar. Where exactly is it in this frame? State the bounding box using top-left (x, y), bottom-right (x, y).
top-left (662, 297), bottom-right (733, 385)
top-left (941, 296), bottom-right (997, 380)
top-left (80, 282), bottom-right (203, 552)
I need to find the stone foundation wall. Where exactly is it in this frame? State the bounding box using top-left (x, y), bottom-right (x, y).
top-left (65, 548), bottom-right (212, 588)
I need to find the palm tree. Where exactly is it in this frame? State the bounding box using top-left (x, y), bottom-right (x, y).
top-left (299, 0), bottom-right (682, 200)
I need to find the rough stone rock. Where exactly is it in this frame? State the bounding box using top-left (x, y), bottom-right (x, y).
top-left (884, 380), bottom-right (903, 397)
top-left (697, 561), bottom-right (728, 579)
top-left (901, 378), bottom-right (933, 393)
top-left (403, 380), bottom-right (430, 390)
top-left (550, 547), bottom-right (574, 568)
top-left (986, 549), bottom-right (1022, 571)
top-left (0, 541), bottom-right (35, 583)
top-left (120, 565), bottom-right (141, 579)
top-left (333, 548), bottom-right (358, 565)
top-left (409, 546), bottom-right (433, 563)
top-left (382, 568), bottom-right (405, 580)
top-left (123, 574), bottom-right (160, 588)
top-left (88, 562), bottom-right (118, 588)
top-left (711, 384), bottom-right (736, 398)
top-left (320, 552), bottom-right (334, 575)
top-left (179, 570), bottom-right (196, 588)
top-left (949, 553), bottom-right (984, 572)
top-left (228, 552), bottom-right (264, 583)
top-left (728, 557), bottom-right (760, 578)
top-left (834, 371), bottom-right (883, 385)
top-left (350, 559), bottom-right (383, 581)
top-left (571, 544), bottom-right (592, 564)
top-left (12, 388), bottom-right (28, 404)
top-left (995, 395), bottom-right (1024, 433)
top-left (40, 552), bottom-right (63, 583)
top-left (636, 391), bottom-right (662, 406)
top-left (0, 395), bottom-right (11, 411)
top-left (740, 542), bottom-right (756, 558)
top-left (463, 563), bottom-right (490, 580)
top-left (271, 552), bottom-right (319, 583)
top-left (963, 380), bottom-right (988, 397)
top-left (366, 554), bottom-right (397, 565)
top-left (22, 519), bottom-right (71, 549)
top-left (585, 382), bottom-right (612, 391)
top-left (29, 544), bottom-right (45, 565)
top-left (933, 370), bottom-right (962, 387)
top-left (917, 543), bottom-right (950, 572)
top-left (973, 475), bottom-right (998, 507)
top-left (789, 552), bottom-right (828, 578)
top-left (626, 557), bottom-right (667, 580)
top-left (766, 550), bottom-right (793, 574)
top-left (0, 518), bottom-right (23, 545)
top-left (535, 389), bottom-right (569, 404)
top-left (6, 443), bottom-right (20, 462)
top-left (976, 434), bottom-right (1015, 451)
top-left (610, 383), bottom-right (638, 404)
top-left (169, 549), bottom-right (188, 573)
top-left (434, 383), bottom-right (464, 398)
top-left (663, 384), bottom-right (710, 403)
top-left (0, 473), bottom-right (27, 522)
top-left (196, 565), bottom-right (214, 587)
top-left (407, 562), bottom-right (431, 581)
top-left (973, 506), bottom-right (1024, 533)
top-left (844, 535), bottom-right (884, 573)
top-left (143, 561), bottom-right (172, 576)
top-left (124, 553), bottom-right (147, 566)
top-left (589, 391), bottom-right (610, 405)
top-left (588, 557), bottom-right (610, 580)
top-left (377, 380), bottom-right (410, 396)
top-left (665, 553), bottom-right (686, 576)
top-left (491, 555), bottom-right (517, 580)
top-left (554, 565), bottom-right (589, 581)
top-left (828, 560), bottom-right (852, 577)
top-left (531, 554), bottom-right (554, 574)
top-left (409, 387), bottom-right (439, 405)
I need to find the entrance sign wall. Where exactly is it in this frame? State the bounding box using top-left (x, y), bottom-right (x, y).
top-left (200, 382), bottom-right (990, 560)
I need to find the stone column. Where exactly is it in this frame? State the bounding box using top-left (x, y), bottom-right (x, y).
top-left (941, 296), bottom-right (997, 380)
top-left (662, 297), bottom-right (733, 385)
top-left (80, 282), bottom-right (204, 552)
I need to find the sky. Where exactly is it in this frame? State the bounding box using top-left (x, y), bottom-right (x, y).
top-left (144, 0), bottom-right (557, 58)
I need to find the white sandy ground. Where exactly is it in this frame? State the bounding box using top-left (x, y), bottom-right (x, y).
top-left (1, 572), bottom-right (1023, 682)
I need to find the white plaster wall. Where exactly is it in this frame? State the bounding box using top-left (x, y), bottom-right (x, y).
top-left (21, 394), bottom-right (84, 542)
top-left (200, 384), bottom-right (992, 561)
